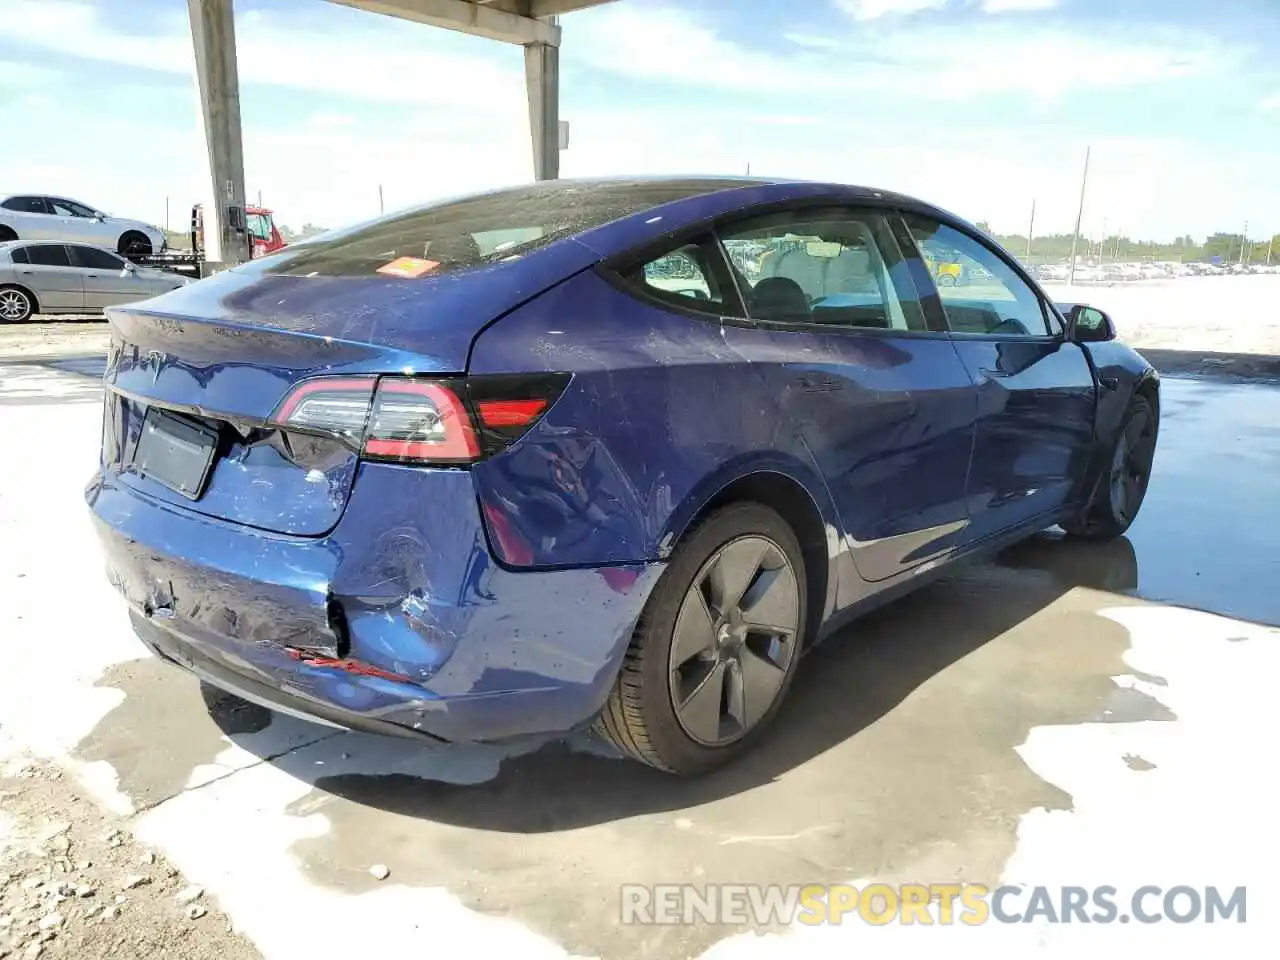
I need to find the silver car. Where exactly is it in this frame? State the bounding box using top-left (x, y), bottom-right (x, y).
top-left (0, 241), bottom-right (188, 323)
top-left (0, 194), bottom-right (166, 257)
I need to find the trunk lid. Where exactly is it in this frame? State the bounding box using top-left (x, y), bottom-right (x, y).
top-left (100, 243), bottom-right (596, 536)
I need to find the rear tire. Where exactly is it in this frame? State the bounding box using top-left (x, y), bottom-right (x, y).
top-left (1062, 395), bottom-right (1157, 540)
top-left (0, 285), bottom-right (35, 323)
top-left (118, 231), bottom-right (152, 257)
top-left (596, 502), bottom-right (807, 776)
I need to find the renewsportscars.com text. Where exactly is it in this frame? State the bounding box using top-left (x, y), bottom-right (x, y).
top-left (620, 883), bottom-right (1247, 926)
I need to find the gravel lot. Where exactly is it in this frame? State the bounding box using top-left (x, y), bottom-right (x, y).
top-left (0, 746), bottom-right (259, 960)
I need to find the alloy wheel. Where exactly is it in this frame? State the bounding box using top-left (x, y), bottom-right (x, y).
top-left (1109, 407), bottom-right (1156, 524)
top-left (0, 289), bottom-right (30, 322)
top-left (667, 535), bottom-right (800, 747)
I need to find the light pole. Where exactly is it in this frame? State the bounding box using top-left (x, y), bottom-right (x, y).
top-left (1026, 199), bottom-right (1035, 261)
top-left (1068, 145), bottom-right (1091, 286)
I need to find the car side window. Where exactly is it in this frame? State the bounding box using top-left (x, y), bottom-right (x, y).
top-left (10, 247), bottom-right (29, 265)
top-left (622, 236), bottom-right (738, 317)
top-left (3, 196), bottom-right (49, 214)
top-left (25, 245), bottom-right (71, 268)
top-left (50, 198), bottom-right (94, 218)
top-left (904, 216), bottom-right (1052, 337)
top-left (718, 209), bottom-right (928, 332)
top-left (68, 246), bottom-right (125, 270)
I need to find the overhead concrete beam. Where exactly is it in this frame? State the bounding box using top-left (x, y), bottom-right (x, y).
top-left (327, 0), bottom-right (559, 45)
top-left (527, 0), bottom-right (614, 15)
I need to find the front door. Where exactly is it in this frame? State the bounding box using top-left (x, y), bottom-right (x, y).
top-left (19, 244), bottom-right (85, 311)
top-left (901, 214), bottom-right (1096, 542)
top-left (715, 206), bottom-right (978, 586)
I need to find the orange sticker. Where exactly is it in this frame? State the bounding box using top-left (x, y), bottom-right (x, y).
top-left (376, 256), bottom-right (440, 278)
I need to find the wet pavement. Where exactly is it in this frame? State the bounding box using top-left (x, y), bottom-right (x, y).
top-left (0, 354), bottom-right (1277, 958)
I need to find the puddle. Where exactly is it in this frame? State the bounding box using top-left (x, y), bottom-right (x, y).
top-left (277, 569), bottom-right (1135, 957)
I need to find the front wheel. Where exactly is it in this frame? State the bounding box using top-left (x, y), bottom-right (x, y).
top-left (596, 502), bottom-right (807, 776)
top-left (1062, 395), bottom-right (1157, 540)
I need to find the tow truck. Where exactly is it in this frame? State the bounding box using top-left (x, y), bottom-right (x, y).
top-left (126, 203), bottom-right (287, 279)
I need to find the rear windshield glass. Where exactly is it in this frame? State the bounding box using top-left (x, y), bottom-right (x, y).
top-left (263, 179), bottom-right (760, 279)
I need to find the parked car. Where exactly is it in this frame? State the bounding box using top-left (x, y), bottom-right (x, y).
top-left (0, 241), bottom-right (188, 322)
top-left (86, 177), bottom-right (1160, 776)
top-left (0, 194), bottom-right (166, 257)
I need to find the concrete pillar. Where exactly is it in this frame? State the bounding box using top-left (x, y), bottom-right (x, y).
top-left (188, 0), bottom-right (248, 271)
top-left (523, 41), bottom-right (560, 181)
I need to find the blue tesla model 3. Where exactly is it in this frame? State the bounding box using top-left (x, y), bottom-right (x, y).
top-left (87, 177), bottom-right (1159, 775)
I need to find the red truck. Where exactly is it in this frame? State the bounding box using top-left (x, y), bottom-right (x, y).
top-left (129, 203), bottom-right (287, 278)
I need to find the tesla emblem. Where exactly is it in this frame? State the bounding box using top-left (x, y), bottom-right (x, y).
top-left (145, 350), bottom-right (166, 383)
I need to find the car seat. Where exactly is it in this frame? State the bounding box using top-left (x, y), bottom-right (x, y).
top-left (751, 277), bottom-right (810, 322)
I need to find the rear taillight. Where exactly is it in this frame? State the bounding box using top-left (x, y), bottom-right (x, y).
top-left (269, 373), bottom-right (567, 465)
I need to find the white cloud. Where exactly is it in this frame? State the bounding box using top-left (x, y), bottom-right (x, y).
top-left (0, 0), bottom-right (521, 109)
top-left (0, 59), bottom-right (60, 88)
top-left (835, 0), bottom-right (948, 20)
top-left (1261, 93), bottom-right (1280, 111)
top-left (573, 5), bottom-right (1232, 104)
top-left (980, 0), bottom-right (1058, 11)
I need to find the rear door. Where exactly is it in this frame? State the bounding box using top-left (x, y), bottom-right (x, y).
top-left (20, 244), bottom-right (84, 310)
top-left (711, 205), bottom-right (978, 585)
top-left (1, 196), bottom-right (57, 239)
top-left (900, 213), bottom-right (1095, 542)
top-left (67, 245), bottom-right (141, 308)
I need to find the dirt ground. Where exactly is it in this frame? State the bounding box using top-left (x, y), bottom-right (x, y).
top-left (0, 320), bottom-right (108, 359)
top-left (0, 751), bottom-right (260, 960)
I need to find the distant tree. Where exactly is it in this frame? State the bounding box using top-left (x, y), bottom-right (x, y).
top-left (1202, 232), bottom-right (1244, 263)
top-left (278, 222), bottom-right (328, 242)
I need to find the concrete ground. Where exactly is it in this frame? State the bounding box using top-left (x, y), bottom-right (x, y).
top-left (1, 280), bottom-right (1278, 958)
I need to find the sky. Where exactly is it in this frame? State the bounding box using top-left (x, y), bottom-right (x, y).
top-left (0, 0), bottom-right (1277, 241)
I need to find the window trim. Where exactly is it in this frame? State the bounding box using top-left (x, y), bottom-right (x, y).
top-left (710, 203), bottom-right (947, 338)
top-left (894, 211), bottom-right (1062, 342)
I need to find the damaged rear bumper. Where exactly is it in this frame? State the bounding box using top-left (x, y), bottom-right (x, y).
top-left (86, 462), bottom-right (662, 744)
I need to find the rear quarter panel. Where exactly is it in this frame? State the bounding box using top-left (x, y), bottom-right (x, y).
top-left (466, 268), bottom-right (844, 588)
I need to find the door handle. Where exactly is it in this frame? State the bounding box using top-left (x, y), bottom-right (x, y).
top-left (86, 274), bottom-right (100, 279)
top-left (18, 270), bottom-right (33, 275)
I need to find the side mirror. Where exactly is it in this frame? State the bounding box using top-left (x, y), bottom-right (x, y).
top-left (1066, 304), bottom-right (1115, 343)
top-left (122, 261), bottom-right (136, 273)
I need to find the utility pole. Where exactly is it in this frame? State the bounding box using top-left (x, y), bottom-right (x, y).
top-left (1100, 217), bottom-right (1107, 262)
top-left (1068, 145), bottom-right (1090, 285)
top-left (165, 196), bottom-right (170, 233)
top-left (1268, 233), bottom-right (1274, 266)
top-left (1239, 220), bottom-right (1248, 265)
top-left (257, 189), bottom-right (262, 209)
top-left (378, 184), bottom-right (384, 214)
top-left (1026, 199), bottom-right (1035, 261)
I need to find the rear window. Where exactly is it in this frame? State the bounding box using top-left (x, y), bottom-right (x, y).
top-left (263, 178), bottom-right (760, 279)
